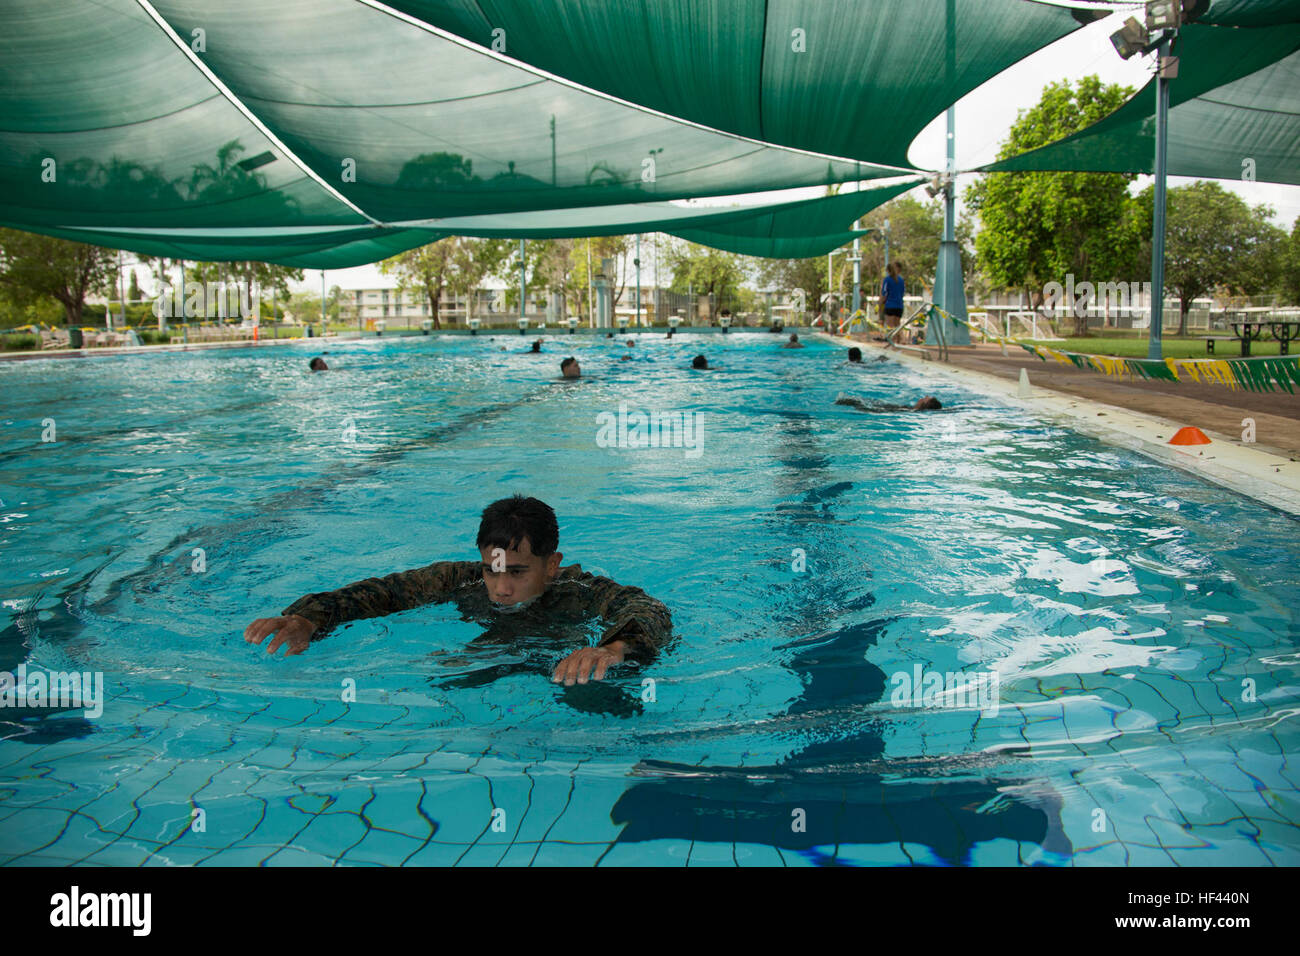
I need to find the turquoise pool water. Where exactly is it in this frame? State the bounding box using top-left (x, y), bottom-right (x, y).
top-left (0, 332), bottom-right (1297, 866)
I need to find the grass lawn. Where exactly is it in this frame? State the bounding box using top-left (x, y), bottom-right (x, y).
top-left (1060, 336), bottom-right (1285, 359)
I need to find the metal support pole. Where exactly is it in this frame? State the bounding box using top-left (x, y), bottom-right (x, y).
top-left (116, 249), bottom-right (125, 331)
top-left (852, 226), bottom-right (861, 314)
top-left (320, 269), bottom-right (326, 334)
top-left (519, 239), bottom-right (526, 322)
top-left (635, 234), bottom-right (641, 327)
top-left (1148, 35), bottom-right (1172, 361)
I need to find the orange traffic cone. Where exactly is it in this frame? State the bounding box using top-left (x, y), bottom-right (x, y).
top-left (1169, 426), bottom-right (1210, 445)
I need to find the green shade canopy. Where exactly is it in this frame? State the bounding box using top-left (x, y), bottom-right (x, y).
top-left (23, 178), bottom-right (920, 267)
top-left (0, 0), bottom-right (909, 240)
top-left (0, 0), bottom-right (1085, 265)
top-left (391, 0), bottom-right (1089, 170)
top-left (1201, 0), bottom-right (1300, 26)
top-left (980, 20), bottom-right (1300, 184)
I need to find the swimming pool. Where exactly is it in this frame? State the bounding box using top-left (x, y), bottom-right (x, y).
top-left (1, 332), bottom-right (1297, 866)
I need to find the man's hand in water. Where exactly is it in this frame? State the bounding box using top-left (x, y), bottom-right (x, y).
top-left (243, 614), bottom-right (318, 656)
top-left (552, 640), bottom-right (626, 686)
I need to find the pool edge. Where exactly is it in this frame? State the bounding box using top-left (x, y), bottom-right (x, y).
top-left (828, 334), bottom-right (1300, 518)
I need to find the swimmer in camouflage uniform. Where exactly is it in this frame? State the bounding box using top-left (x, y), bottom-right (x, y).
top-left (243, 495), bottom-right (672, 685)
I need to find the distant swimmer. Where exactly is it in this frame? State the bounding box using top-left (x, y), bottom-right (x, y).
top-left (847, 347), bottom-right (862, 363)
top-left (835, 393), bottom-right (943, 412)
top-left (691, 354), bottom-right (710, 370)
top-left (626, 339), bottom-right (635, 347)
top-left (243, 495), bottom-right (673, 685)
top-left (560, 356), bottom-right (581, 378)
top-left (782, 333), bottom-right (804, 349)
top-left (529, 339), bottom-right (543, 353)
top-left (309, 356), bottom-right (329, 371)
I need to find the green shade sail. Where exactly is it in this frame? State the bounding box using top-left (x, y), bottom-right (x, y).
top-left (21, 178), bottom-right (919, 267)
top-left (390, 0), bottom-right (1088, 171)
top-left (980, 20), bottom-right (1300, 184)
top-left (0, 0), bottom-right (910, 242)
top-left (1202, 0), bottom-right (1300, 26)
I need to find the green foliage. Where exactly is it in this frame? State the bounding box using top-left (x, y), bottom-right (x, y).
top-left (755, 254), bottom-right (829, 317)
top-left (1284, 215), bottom-right (1300, 304)
top-left (663, 240), bottom-right (749, 320)
top-left (1131, 180), bottom-right (1290, 330)
top-left (965, 76), bottom-right (1139, 333)
top-left (859, 195), bottom-right (946, 293)
top-left (382, 237), bottom-right (512, 326)
top-left (0, 228), bottom-right (117, 325)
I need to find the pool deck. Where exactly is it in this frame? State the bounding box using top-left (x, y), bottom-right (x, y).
top-left (836, 336), bottom-right (1300, 517)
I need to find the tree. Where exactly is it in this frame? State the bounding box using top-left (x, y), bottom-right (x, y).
top-left (858, 195), bottom-right (947, 296)
top-left (183, 260), bottom-right (304, 320)
top-left (965, 76), bottom-right (1139, 334)
top-left (1286, 216), bottom-right (1300, 305)
top-left (755, 254), bottom-right (829, 321)
top-left (381, 237), bottom-right (511, 328)
top-left (0, 229), bottom-right (116, 326)
top-left (568, 236), bottom-right (631, 322)
top-left (1131, 180), bottom-right (1290, 331)
top-left (663, 240), bottom-right (747, 322)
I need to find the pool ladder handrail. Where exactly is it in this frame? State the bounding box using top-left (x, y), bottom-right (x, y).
top-left (884, 301), bottom-right (948, 362)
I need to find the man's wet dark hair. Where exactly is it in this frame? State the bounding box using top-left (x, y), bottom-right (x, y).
top-left (605, 331), bottom-right (614, 338)
top-left (691, 354), bottom-right (708, 369)
top-left (530, 339), bottom-right (542, 353)
top-left (914, 396), bottom-right (942, 410)
top-left (309, 356), bottom-right (328, 371)
top-left (848, 347), bottom-right (862, 362)
top-left (560, 356), bottom-right (578, 373)
top-left (476, 494), bottom-right (559, 557)
top-left (789, 333), bottom-right (799, 342)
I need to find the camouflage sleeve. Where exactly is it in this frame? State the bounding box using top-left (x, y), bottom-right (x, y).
top-left (585, 574), bottom-right (674, 662)
top-left (281, 560), bottom-right (481, 637)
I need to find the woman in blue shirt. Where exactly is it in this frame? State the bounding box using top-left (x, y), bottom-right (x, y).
top-left (880, 261), bottom-right (905, 329)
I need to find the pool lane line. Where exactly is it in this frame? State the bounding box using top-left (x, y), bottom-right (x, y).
top-left (82, 378), bottom-right (568, 617)
top-left (826, 332), bottom-right (1300, 518)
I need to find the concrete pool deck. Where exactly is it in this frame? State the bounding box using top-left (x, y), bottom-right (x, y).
top-left (835, 336), bottom-right (1300, 517)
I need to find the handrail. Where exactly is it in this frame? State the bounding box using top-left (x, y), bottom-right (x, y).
top-left (884, 302), bottom-right (932, 350)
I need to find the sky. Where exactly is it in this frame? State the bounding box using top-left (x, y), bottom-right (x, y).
top-left (293, 3), bottom-right (1298, 294)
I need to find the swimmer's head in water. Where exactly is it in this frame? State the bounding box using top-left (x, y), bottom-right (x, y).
top-left (789, 333), bottom-right (799, 343)
top-left (913, 396), bottom-right (942, 411)
top-left (691, 354), bottom-right (708, 369)
top-left (476, 494), bottom-right (562, 608)
top-left (560, 356), bottom-right (580, 378)
top-left (605, 332), bottom-right (614, 338)
top-left (530, 339), bottom-right (542, 352)
top-left (309, 357), bottom-right (328, 371)
top-left (848, 347), bottom-right (862, 363)
top-left (626, 339), bottom-right (635, 347)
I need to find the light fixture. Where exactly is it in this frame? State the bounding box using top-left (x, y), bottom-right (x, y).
top-left (1110, 16), bottom-right (1148, 60)
top-left (1145, 0), bottom-right (1181, 31)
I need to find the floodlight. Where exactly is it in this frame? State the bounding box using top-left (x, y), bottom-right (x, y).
top-left (1145, 0), bottom-right (1181, 32)
top-left (1110, 17), bottom-right (1148, 59)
